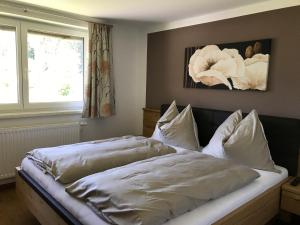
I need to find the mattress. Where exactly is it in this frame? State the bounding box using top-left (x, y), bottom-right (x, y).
top-left (21, 152), bottom-right (288, 225)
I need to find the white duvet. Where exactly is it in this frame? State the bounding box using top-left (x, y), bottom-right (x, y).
top-left (66, 152), bottom-right (260, 225)
top-left (27, 136), bottom-right (176, 184)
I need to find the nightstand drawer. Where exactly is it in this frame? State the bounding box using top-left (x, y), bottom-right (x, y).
top-left (143, 118), bottom-right (157, 129)
top-left (143, 108), bottom-right (160, 137)
top-left (143, 127), bottom-right (154, 137)
top-left (143, 111), bottom-right (160, 124)
top-left (281, 190), bottom-right (300, 215)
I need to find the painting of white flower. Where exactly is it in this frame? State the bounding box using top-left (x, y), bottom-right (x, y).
top-left (184, 39), bottom-right (271, 91)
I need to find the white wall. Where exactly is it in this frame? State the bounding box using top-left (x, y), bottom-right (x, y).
top-left (133, 27), bottom-right (148, 133)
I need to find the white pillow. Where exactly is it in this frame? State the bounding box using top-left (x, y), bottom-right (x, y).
top-left (224, 110), bottom-right (280, 173)
top-left (202, 110), bottom-right (242, 158)
top-left (159, 104), bottom-right (200, 151)
top-left (152, 100), bottom-right (178, 140)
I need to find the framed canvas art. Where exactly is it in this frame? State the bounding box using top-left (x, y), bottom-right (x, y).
top-left (184, 39), bottom-right (271, 91)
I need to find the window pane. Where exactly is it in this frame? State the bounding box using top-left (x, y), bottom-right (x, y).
top-left (0, 26), bottom-right (18, 104)
top-left (27, 31), bottom-right (83, 103)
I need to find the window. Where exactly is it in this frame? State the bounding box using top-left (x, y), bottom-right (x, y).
top-left (27, 31), bottom-right (83, 103)
top-left (0, 17), bottom-right (87, 113)
top-left (0, 26), bottom-right (18, 104)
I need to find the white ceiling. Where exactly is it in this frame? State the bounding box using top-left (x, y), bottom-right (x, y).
top-left (13, 0), bottom-right (270, 22)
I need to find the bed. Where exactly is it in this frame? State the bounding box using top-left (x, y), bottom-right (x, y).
top-left (16, 105), bottom-right (300, 225)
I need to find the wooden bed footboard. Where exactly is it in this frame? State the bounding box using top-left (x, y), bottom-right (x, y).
top-left (15, 167), bottom-right (289, 225)
top-left (16, 167), bottom-right (73, 225)
top-left (213, 178), bottom-right (288, 225)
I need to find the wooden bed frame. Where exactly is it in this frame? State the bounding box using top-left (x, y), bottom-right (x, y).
top-left (15, 167), bottom-right (289, 225)
top-left (16, 105), bottom-right (300, 225)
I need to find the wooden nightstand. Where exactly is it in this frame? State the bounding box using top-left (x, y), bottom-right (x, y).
top-left (143, 108), bottom-right (160, 137)
top-left (281, 178), bottom-right (300, 216)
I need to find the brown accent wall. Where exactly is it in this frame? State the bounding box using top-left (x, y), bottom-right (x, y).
top-left (146, 6), bottom-right (300, 119)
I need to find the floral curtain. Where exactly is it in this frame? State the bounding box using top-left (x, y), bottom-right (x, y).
top-left (82, 23), bottom-right (115, 118)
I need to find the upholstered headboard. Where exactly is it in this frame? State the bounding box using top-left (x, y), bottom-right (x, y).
top-left (161, 104), bottom-right (300, 176)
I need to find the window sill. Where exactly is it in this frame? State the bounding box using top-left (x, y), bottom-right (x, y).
top-left (0, 110), bottom-right (82, 119)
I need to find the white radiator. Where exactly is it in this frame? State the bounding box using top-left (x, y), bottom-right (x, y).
top-left (0, 122), bottom-right (80, 180)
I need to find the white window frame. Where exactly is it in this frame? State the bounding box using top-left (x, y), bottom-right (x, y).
top-left (0, 16), bottom-right (88, 113)
top-left (0, 17), bottom-right (23, 111)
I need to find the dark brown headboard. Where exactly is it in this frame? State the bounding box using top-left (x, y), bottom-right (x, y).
top-left (161, 104), bottom-right (300, 176)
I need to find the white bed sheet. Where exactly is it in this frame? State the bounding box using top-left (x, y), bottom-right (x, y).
top-left (21, 153), bottom-right (288, 225)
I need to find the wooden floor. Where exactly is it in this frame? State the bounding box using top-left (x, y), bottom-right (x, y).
top-left (0, 184), bottom-right (40, 225)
